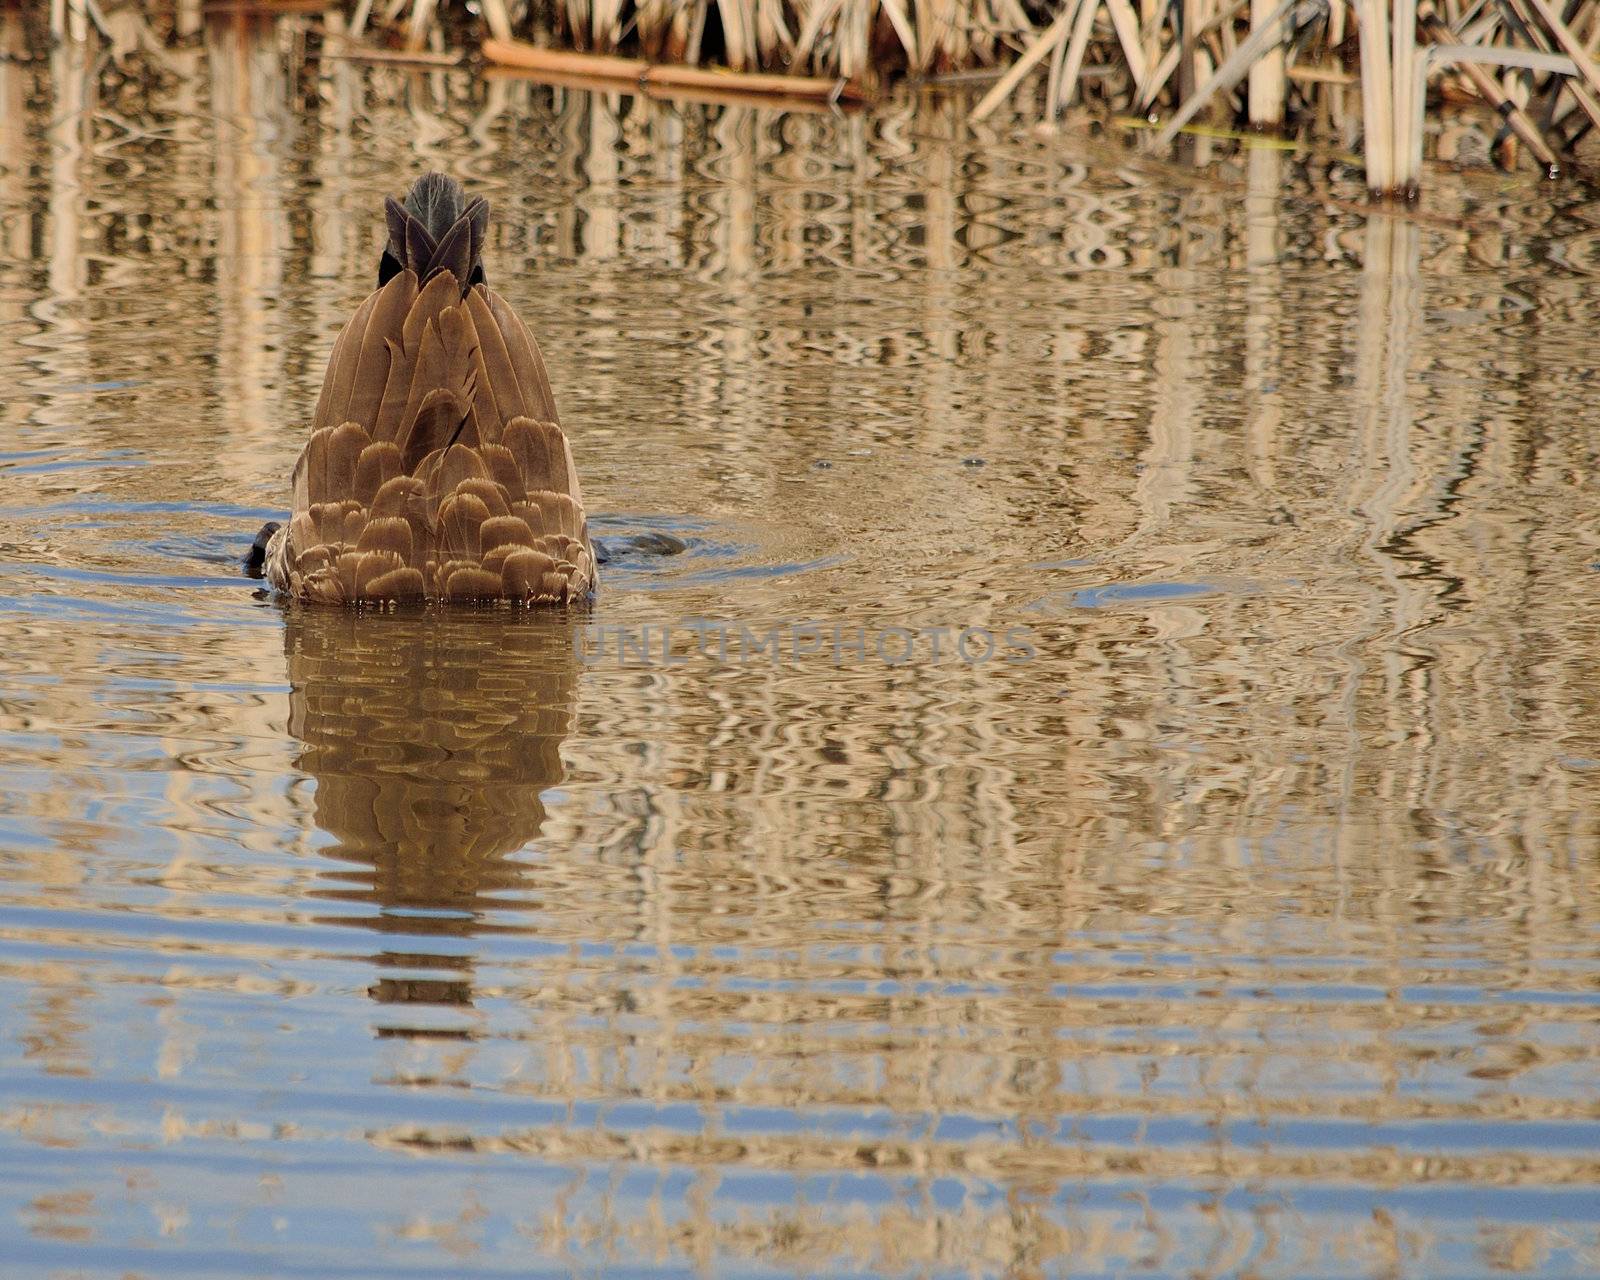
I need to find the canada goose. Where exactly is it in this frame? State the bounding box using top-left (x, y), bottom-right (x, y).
top-left (253, 173), bottom-right (595, 605)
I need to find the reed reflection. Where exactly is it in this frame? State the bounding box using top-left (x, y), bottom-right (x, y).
top-left (285, 608), bottom-right (580, 1020)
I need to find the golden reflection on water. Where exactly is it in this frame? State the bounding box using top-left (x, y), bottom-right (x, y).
top-left (287, 610), bottom-right (576, 1022)
top-left (0, 7), bottom-right (1597, 1278)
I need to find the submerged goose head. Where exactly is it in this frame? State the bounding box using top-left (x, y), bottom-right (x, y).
top-left (254, 172), bottom-right (595, 606)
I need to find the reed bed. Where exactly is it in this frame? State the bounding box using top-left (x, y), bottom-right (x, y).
top-left (35, 0), bottom-right (1600, 192)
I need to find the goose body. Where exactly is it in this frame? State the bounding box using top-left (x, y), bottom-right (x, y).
top-left (262, 173), bottom-right (595, 606)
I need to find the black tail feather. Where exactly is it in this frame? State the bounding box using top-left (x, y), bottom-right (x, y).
top-left (404, 171), bottom-right (465, 240)
top-left (377, 173), bottom-right (490, 294)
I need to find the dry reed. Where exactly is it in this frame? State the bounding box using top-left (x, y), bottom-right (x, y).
top-left (39, 0), bottom-right (1600, 193)
top-left (402, 0), bottom-right (1600, 191)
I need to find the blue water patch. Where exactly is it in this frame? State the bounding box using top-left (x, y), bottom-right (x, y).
top-left (121, 529), bottom-right (272, 570)
top-left (665, 554), bottom-right (849, 587)
top-left (0, 450), bottom-right (145, 476)
top-left (0, 497), bottom-right (287, 521)
top-left (0, 562), bottom-right (251, 591)
top-left (1071, 580), bottom-right (1219, 608)
top-left (0, 591), bottom-right (278, 629)
top-left (1020, 580), bottom-right (1235, 614)
top-left (49, 378), bottom-right (142, 393)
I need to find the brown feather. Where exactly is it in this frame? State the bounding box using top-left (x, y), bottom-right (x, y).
top-left (354, 549), bottom-right (405, 598)
top-left (480, 516), bottom-right (535, 559)
top-left (294, 542), bottom-right (332, 576)
top-left (303, 569), bottom-right (344, 605)
top-left (357, 516), bottom-right (414, 563)
top-left (363, 566), bottom-right (426, 602)
top-left (488, 291), bottom-right (558, 422)
top-left (311, 310), bottom-right (357, 433)
top-left (270, 179), bottom-right (595, 606)
top-left (398, 388), bottom-right (466, 475)
top-left (369, 338), bottom-right (415, 444)
top-left (344, 272), bottom-right (417, 431)
top-left (289, 447), bottom-right (310, 520)
top-left (341, 505), bottom-right (367, 547)
top-left (443, 296), bottom-right (498, 437)
top-left (326, 422), bottom-right (370, 503)
top-left (439, 490), bottom-right (491, 562)
top-left (436, 303), bottom-right (487, 447)
top-left (315, 291), bottom-right (380, 431)
top-left (301, 427), bottom-right (333, 506)
top-left (309, 501), bottom-right (347, 547)
top-left (352, 441), bottom-right (403, 505)
top-left (402, 270), bottom-right (460, 358)
top-left (501, 549), bottom-right (559, 601)
top-left (369, 477), bottom-right (431, 567)
top-left (480, 443), bottom-right (524, 498)
top-left (467, 287), bottom-right (524, 427)
top-left (454, 477), bottom-right (510, 518)
top-left (501, 418), bottom-right (571, 495)
top-left (479, 543), bottom-right (520, 578)
top-left (395, 322), bottom-right (452, 452)
top-left (517, 491), bottom-right (582, 540)
top-left (435, 558), bottom-right (476, 592)
top-left (444, 567), bottom-right (505, 601)
top-left (543, 568), bottom-right (573, 598)
top-left (430, 443), bottom-right (491, 512)
top-left (371, 474), bottom-right (425, 520)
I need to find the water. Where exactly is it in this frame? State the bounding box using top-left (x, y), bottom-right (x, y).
top-left (1, 13), bottom-right (1598, 1279)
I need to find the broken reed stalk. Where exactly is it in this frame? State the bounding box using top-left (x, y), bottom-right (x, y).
top-left (1416, 9), bottom-right (1558, 169)
top-left (1524, 0), bottom-right (1600, 102)
top-left (483, 63), bottom-right (842, 110)
top-left (481, 35), bottom-right (868, 101)
top-left (1512, 0), bottom-right (1600, 138)
top-left (1150, 0), bottom-right (1299, 147)
top-left (970, 3), bottom-right (1075, 122)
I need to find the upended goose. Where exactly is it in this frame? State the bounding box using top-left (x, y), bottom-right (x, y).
top-left (253, 173), bottom-right (596, 606)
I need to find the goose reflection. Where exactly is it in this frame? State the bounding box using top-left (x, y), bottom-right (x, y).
top-left (285, 609), bottom-right (579, 1026)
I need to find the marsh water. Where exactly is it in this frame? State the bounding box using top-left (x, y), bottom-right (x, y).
top-left (1, 15), bottom-right (1598, 1279)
